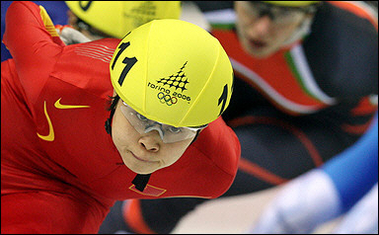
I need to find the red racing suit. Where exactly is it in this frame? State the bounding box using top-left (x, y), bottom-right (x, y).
top-left (1, 2), bottom-right (240, 233)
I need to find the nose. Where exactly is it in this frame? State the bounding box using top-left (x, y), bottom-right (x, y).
top-left (144, 125), bottom-right (164, 141)
top-left (138, 133), bottom-right (160, 152)
top-left (249, 15), bottom-right (272, 37)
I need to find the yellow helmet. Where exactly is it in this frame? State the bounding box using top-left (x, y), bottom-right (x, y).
top-left (65, 1), bottom-right (181, 38)
top-left (263, 1), bottom-right (321, 7)
top-left (110, 19), bottom-right (234, 127)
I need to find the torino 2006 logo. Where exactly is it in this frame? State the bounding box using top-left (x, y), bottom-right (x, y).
top-left (148, 61), bottom-right (191, 106)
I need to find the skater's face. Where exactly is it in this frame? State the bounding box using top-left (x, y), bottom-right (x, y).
top-left (111, 99), bottom-right (198, 174)
top-left (234, 1), bottom-right (311, 58)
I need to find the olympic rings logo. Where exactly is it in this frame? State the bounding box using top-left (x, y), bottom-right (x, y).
top-left (157, 92), bottom-right (178, 106)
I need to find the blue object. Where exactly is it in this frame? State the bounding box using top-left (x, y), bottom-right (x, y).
top-left (323, 113), bottom-right (378, 212)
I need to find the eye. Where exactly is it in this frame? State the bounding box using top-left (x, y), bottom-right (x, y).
top-left (168, 126), bottom-right (182, 134)
top-left (136, 113), bottom-right (148, 122)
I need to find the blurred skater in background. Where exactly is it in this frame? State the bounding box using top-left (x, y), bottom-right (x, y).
top-left (250, 113), bottom-right (378, 234)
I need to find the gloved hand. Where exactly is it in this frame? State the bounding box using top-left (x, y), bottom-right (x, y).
top-left (332, 183), bottom-right (378, 234)
top-left (249, 169), bottom-right (341, 234)
top-left (55, 25), bottom-right (91, 45)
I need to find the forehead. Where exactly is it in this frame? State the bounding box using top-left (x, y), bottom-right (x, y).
top-left (245, 1), bottom-right (306, 12)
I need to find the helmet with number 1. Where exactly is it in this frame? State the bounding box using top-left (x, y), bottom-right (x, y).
top-left (110, 19), bottom-right (234, 128)
top-left (65, 1), bottom-right (181, 38)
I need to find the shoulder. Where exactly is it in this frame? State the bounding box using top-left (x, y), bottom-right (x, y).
top-left (188, 117), bottom-right (241, 196)
top-left (304, 2), bottom-right (378, 99)
top-left (57, 38), bottom-right (119, 70)
top-left (195, 117), bottom-right (240, 174)
top-left (51, 38), bottom-right (120, 92)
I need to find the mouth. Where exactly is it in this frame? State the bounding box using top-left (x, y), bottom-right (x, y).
top-left (249, 39), bottom-right (268, 49)
top-left (130, 151), bottom-right (157, 163)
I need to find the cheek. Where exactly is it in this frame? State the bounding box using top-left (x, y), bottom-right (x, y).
top-left (111, 125), bottom-right (128, 150)
top-left (276, 20), bottom-right (303, 37)
top-left (163, 139), bottom-right (193, 165)
top-left (112, 130), bottom-right (126, 148)
top-left (160, 151), bottom-right (183, 169)
top-left (236, 9), bottom-right (252, 27)
top-left (111, 109), bottom-right (136, 146)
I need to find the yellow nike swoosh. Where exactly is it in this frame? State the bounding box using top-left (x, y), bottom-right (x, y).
top-left (54, 98), bottom-right (90, 109)
top-left (37, 101), bottom-right (55, 142)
